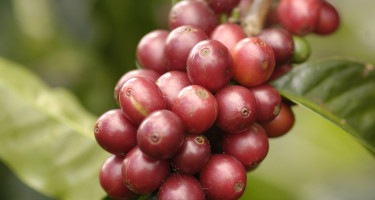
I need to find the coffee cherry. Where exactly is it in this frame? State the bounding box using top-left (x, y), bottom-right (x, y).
top-left (250, 83), bottom-right (281, 123)
top-left (164, 25), bottom-right (208, 71)
top-left (156, 71), bottom-right (191, 110)
top-left (210, 23), bottom-right (247, 51)
top-left (169, 0), bottom-right (219, 35)
top-left (99, 155), bottom-right (136, 200)
top-left (114, 69), bottom-right (160, 105)
top-left (187, 39), bottom-right (233, 93)
top-left (257, 27), bottom-right (294, 65)
top-left (119, 77), bottom-right (166, 125)
top-left (231, 37), bottom-right (275, 87)
top-left (172, 85), bottom-right (218, 134)
top-left (292, 35), bottom-right (311, 64)
top-left (277, 0), bottom-right (322, 36)
top-left (94, 109), bottom-right (137, 155)
top-left (262, 102), bottom-right (295, 138)
top-left (158, 174), bottom-right (206, 200)
top-left (268, 64), bottom-right (293, 82)
top-left (222, 123), bottom-right (269, 170)
top-left (137, 110), bottom-right (185, 160)
top-left (136, 30), bottom-right (169, 74)
top-left (172, 135), bottom-right (211, 175)
top-left (206, 0), bottom-right (241, 14)
top-left (215, 85), bottom-right (257, 133)
top-left (200, 154), bottom-right (247, 200)
top-left (314, 0), bottom-right (340, 35)
top-left (121, 146), bottom-right (169, 194)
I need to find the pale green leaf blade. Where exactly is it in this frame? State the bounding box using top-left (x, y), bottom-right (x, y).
top-left (0, 58), bottom-right (109, 200)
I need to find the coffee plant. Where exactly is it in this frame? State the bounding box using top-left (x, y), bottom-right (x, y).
top-left (0, 0), bottom-right (374, 200)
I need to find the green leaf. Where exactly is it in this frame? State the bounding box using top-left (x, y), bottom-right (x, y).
top-left (0, 57), bottom-right (109, 199)
top-left (241, 106), bottom-right (375, 199)
top-left (272, 58), bottom-right (375, 152)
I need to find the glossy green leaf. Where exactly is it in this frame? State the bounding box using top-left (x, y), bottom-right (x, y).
top-left (0, 58), bottom-right (109, 199)
top-left (241, 106), bottom-right (375, 200)
top-left (272, 58), bottom-right (375, 152)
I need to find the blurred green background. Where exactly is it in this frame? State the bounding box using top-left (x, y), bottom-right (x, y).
top-left (0, 0), bottom-right (374, 199)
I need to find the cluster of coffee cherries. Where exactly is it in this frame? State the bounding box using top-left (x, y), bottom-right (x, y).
top-left (95, 0), bottom-right (340, 199)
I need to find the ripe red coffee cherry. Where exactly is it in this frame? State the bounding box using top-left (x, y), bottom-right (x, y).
top-left (121, 146), bottom-right (169, 194)
top-left (268, 64), bottom-right (293, 82)
top-left (222, 123), bottom-right (269, 170)
top-left (277, 0), bottom-right (322, 36)
top-left (169, 0), bottom-right (219, 35)
top-left (314, 0), bottom-right (340, 35)
top-left (156, 71), bottom-right (191, 110)
top-left (172, 135), bottom-right (211, 175)
top-left (215, 85), bottom-right (257, 133)
top-left (187, 40), bottom-right (233, 93)
top-left (114, 69), bottom-right (160, 105)
top-left (231, 37), bottom-right (275, 87)
top-left (164, 25), bottom-right (208, 71)
top-left (158, 174), bottom-right (206, 200)
top-left (172, 85), bottom-right (218, 134)
top-left (200, 154), bottom-right (247, 200)
top-left (119, 77), bottom-right (166, 125)
top-left (250, 83), bottom-right (282, 123)
top-left (137, 110), bottom-right (185, 160)
top-left (99, 155), bottom-right (136, 199)
top-left (262, 102), bottom-right (295, 138)
top-left (136, 30), bottom-right (169, 74)
top-left (94, 109), bottom-right (137, 155)
top-left (210, 23), bottom-right (247, 51)
top-left (207, 0), bottom-right (241, 14)
top-left (257, 28), bottom-right (294, 65)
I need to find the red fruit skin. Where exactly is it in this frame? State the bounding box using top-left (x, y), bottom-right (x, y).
top-left (169, 0), bottom-right (219, 35)
top-left (172, 85), bottom-right (218, 134)
top-left (277, 0), bottom-right (322, 36)
top-left (94, 109), bottom-right (137, 155)
top-left (100, 155), bottom-right (136, 199)
top-left (164, 25), bottom-right (208, 71)
top-left (257, 28), bottom-right (294, 65)
top-left (231, 37), bottom-right (275, 87)
top-left (137, 110), bottom-right (186, 160)
top-left (172, 135), bottom-right (211, 175)
top-left (207, 0), bottom-right (241, 14)
top-left (114, 69), bottom-right (160, 105)
top-left (119, 77), bottom-right (166, 125)
top-left (210, 23), bottom-right (247, 51)
top-left (215, 85), bottom-right (257, 133)
top-left (121, 146), bottom-right (169, 194)
top-left (156, 71), bottom-right (191, 110)
top-left (136, 30), bottom-right (169, 74)
top-left (314, 1), bottom-right (340, 35)
top-left (250, 84), bottom-right (282, 123)
top-left (222, 123), bottom-right (269, 170)
top-left (200, 154), bottom-right (247, 200)
top-left (262, 102), bottom-right (295, 138)
top-left (187, 40), bottom-right (233, 93)
top-left (158, 174), bottom-right (206, 200)
top-left (267, 63), bottom-right (292, 82)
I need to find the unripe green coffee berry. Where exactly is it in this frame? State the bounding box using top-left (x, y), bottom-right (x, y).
top-left (292, 35), bottom-right (311, 64)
